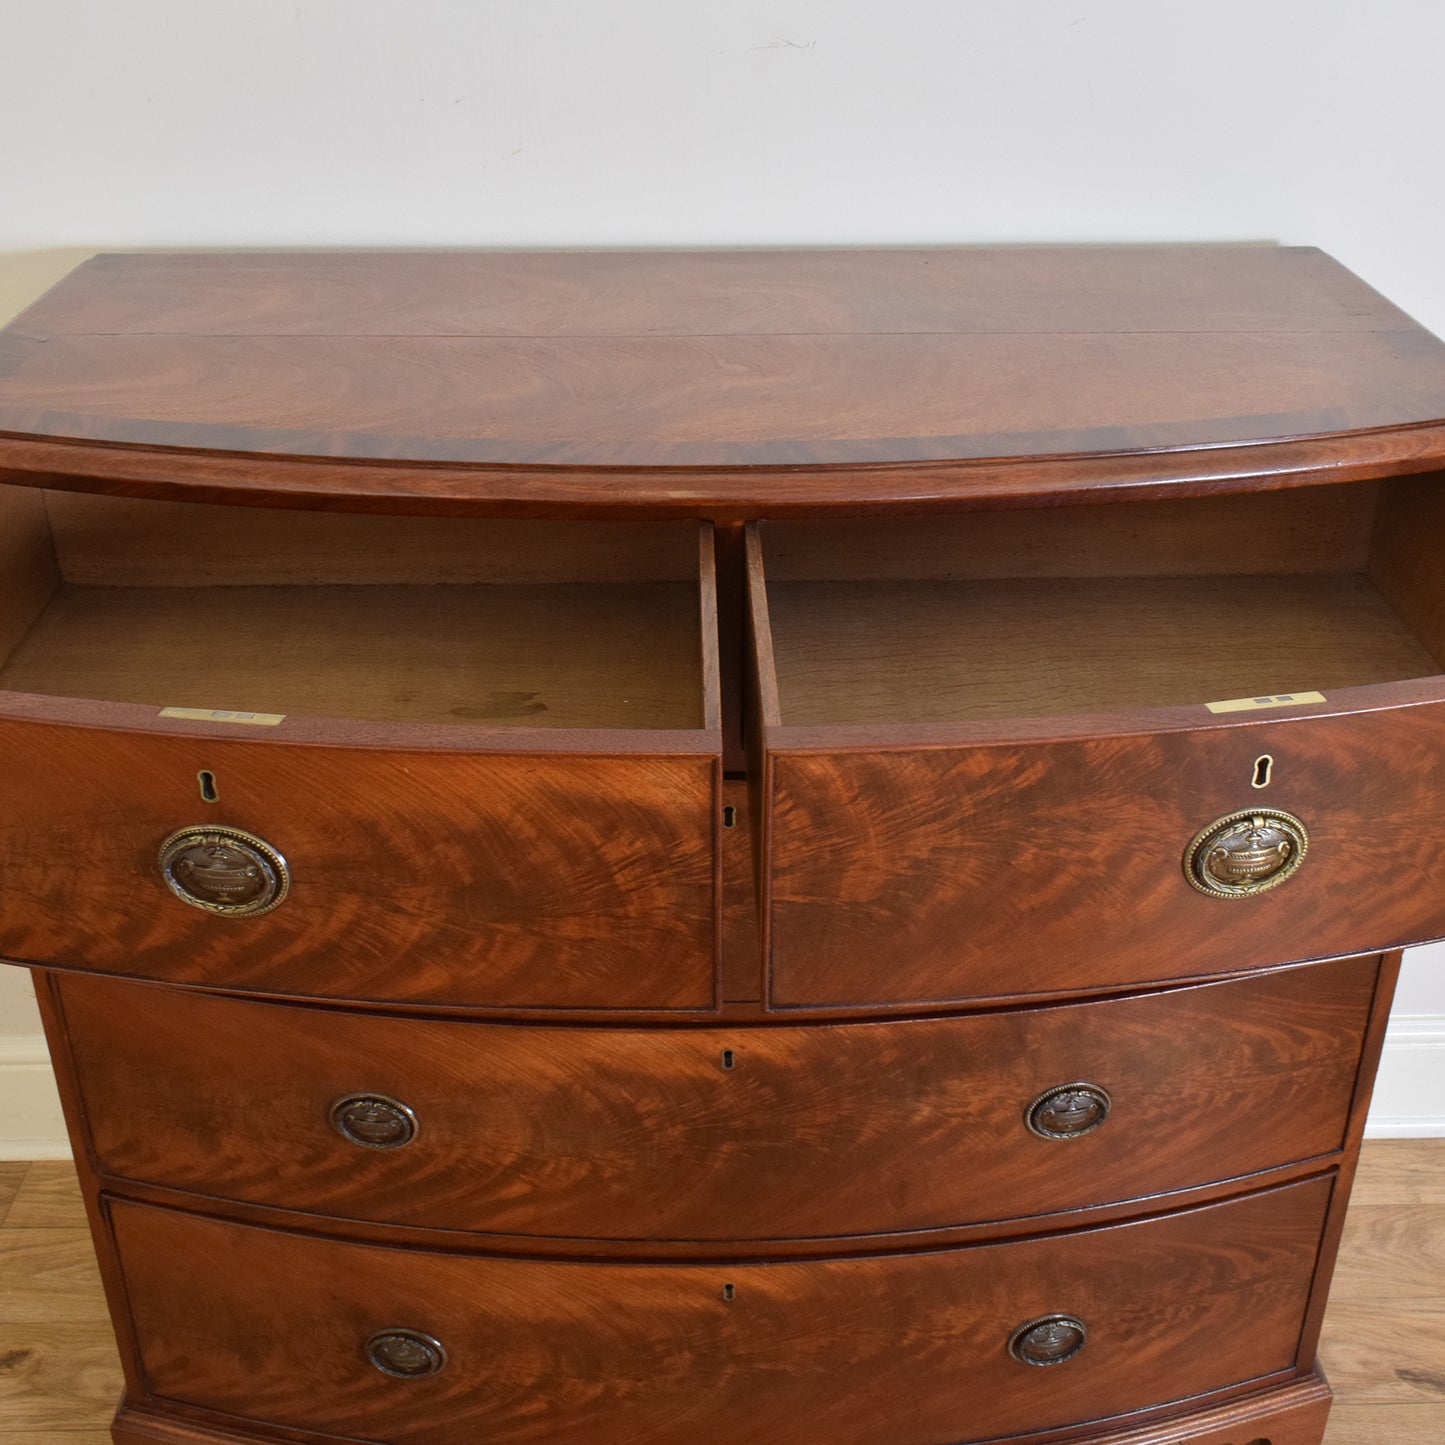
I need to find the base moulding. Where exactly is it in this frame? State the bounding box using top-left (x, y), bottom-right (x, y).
top-left (108, 1371), bottom-right (1334, 1445)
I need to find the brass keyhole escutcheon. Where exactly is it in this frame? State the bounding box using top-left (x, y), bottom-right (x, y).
top-left (331, 1093), bottom-right (418, 1150)
top-left (365, 1329), bottom-right (446, 1379)
top-left (1183, 809), bottom-right (1308, 899)
top-left (1008, 1314), bottom-right (1089, 1367)
top-left (1026, 1083), bottom-right (1111, 1140)
top-left (158, 826), bottom-right (289, 917)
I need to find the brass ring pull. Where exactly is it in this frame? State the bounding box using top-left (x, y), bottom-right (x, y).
top-left (1008, 1314), bottom-right (1088, 1367)
top-left (158, 826), bottom-right (289, 917)
top-left (1184, 809), bottom-right (1308, 899)
top-left (365, 1329), bottom-right (446, 1379)
top-left (1026, 1083), bottom-right (1111, 1140)
top-left (331, 1093), bottom-right (418, 1150)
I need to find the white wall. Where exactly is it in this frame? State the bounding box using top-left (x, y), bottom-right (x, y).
top-left (2, 2), bottom-right (1444, 330)
top-left (1, 1), bottom-right (1443, 1151)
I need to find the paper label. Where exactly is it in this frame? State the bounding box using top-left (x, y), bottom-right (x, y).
top-left (1205, 692), bottom-right (1326, 715)
top-left (158, 707), bottom-right (286, 726)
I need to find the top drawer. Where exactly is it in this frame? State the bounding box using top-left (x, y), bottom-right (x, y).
top-left (749, 481), bottom-right (1445, 1009)
top-left (0, 493), bottom-right (721, 1012)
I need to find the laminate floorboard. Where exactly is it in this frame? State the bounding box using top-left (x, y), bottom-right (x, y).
top-left (0, 1172), bottom-right (86, 1233)
top-left (0, 1168), bottom-right (27, 1228)
top-left (0, 1147), bottom-right (1438, 1442)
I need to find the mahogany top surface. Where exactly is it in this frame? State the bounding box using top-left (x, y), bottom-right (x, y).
top-left (3, 246), bottom-right (1445, 515)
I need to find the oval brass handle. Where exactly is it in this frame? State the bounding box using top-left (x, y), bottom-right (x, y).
top-left (366, 1328), bottom-right (446, 1379)
top-left (1183, 808), bottom-right (1308, 899)
top-left (158, 826), bottom-right (289, 917)
top-left (332, 1093), bottom-right (418, 1150)
top-left (1026, 1083), bottom-right (1111, 1140)
top-left (1008, 1314), bottom-right (1088, 1367)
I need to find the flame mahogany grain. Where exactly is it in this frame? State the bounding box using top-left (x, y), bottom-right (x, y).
top-left (53, 956), bottom-right (1377, 1244)
top-left (109, 1179), bottom-right (1332, 1445)
top-left (0, 716), bottom-right (720, 1010)
top-left (759, 702), bottom-right (1445, 1009)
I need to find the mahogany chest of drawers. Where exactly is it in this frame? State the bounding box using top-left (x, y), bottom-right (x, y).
top-left (1, 245), bottom-right (1442, 1445)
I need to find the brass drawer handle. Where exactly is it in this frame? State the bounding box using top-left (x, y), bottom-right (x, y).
top-left (158, 826), bottom-right (289, 917)
top-left (366, 1328), bottom-right (446, 1379)
top-left (1026, 1083), bottom-right (1111, 1140)
top-left (332, 1093), bottom-right (418, 1150)
top-left (1184, 809), bottom-right (1308, 899)
top-left (1008, 1313), bottom-right (1088, 1367)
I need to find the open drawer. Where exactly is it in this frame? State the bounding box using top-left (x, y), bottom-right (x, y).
top-left (0, 491), bottom-right (722, 1012)
top-left (748, 480), bottom-right (1445, 1010)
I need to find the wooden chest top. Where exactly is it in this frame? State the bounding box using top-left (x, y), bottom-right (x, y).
top-left (2, 246), bottom-right (1444, 514)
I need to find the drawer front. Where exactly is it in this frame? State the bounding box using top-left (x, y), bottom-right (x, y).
top-left (61, 957), bottom-right (1373, 1241)
top-left (0, 717), bottom-right (718, 1010)
top-left (112, 1179), bottom-right (1331, 1445)
top-left (766, 701), bottom-right (1445, 1007)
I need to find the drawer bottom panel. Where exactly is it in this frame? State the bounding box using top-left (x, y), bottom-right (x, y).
top-left (112, 1177), bottom-right (1333, 1445)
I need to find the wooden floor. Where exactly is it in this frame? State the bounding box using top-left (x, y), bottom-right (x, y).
top-left (0, 1143), bottom-right (1441, 1444)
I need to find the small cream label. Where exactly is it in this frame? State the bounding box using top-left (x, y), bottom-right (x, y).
top-left (159, 707), bottom-right (286, 727)
top-left (1205, 692), bottom-right (1326, 716)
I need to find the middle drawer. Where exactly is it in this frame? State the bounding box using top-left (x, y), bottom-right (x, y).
top-left (56, 954), bottom-right (1377, 1243)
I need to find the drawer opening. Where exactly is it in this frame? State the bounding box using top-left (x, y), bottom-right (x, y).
top-left (752, 479), bottom-right (1445, 724)
top-left (0, 488), bottom-right (720, 732)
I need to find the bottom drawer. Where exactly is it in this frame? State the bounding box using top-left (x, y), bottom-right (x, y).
top-left (112, 1177), bottom-right (1332, 1445)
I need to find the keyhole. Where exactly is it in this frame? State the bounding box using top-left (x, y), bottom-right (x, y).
top-left (722, 805), bottom-right (737, 828)
top-left (1251, 755), bottom-right (1274, 790)
top-left (721, 1049), bottom-right (736, 1071)
top-left (197, 770), bottom-right (219, 803)
top-left (722, 1283), bottom-right (736, 1301)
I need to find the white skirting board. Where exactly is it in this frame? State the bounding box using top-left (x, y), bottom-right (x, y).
top-left (0, 1035), bottom-right (70, 1160)
top-left (2, 1021), bottom-right (1444, 1159)
top-left (1365, 1015), bottom-right (1445, 1138)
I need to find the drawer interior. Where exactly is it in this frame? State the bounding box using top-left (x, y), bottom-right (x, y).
top-left (755, 478), bottom-right (1445, 723)
top-left (0, 488), bottom-right (716, 729)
